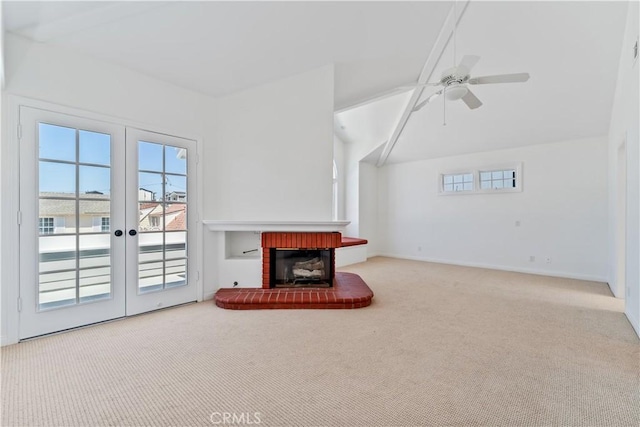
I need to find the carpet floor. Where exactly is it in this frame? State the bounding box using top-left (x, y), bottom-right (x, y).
top-left (2, 257), bottom-right (639, 426)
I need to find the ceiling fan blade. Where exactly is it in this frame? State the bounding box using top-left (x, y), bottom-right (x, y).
top-left (461, 89), bottom-right (482, 109)
top-left (468, 72), bottom-right (530, 85)
top-left (413, 90), bottom-right (443, 112)
top-left (457, 55), bottom-right (480, 73)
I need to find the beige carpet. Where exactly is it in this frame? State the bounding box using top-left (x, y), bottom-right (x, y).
top-left (2, 257), bottom-right (639, 426)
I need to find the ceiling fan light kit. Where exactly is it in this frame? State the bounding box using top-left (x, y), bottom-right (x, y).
top-left (444, 85), bottom-right (468, 101)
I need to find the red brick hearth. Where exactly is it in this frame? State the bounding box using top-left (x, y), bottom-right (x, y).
top-left (214, 232), bottom-right (372, 310)
top-left (214, 272), bottom-right (373, 310)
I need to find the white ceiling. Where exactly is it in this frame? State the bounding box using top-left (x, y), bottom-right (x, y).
top-left (2, 1), bottom-right (452, 111)
top-left (2, 1), bottom-right (629, 164)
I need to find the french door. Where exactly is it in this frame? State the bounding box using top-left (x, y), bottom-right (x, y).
top-left (124, 128), bottom-right (196, 316)
top-left (19, 107), bottom-right (197, 339)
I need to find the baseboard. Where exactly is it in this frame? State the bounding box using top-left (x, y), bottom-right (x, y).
top-left (607, 282), bottom-right (621, 298)
top-left (203, 291), bottom-right (216, 301)
top-left (377, 253), bottom-right (608, 283)
top-left (1, 334), bottom-right (19, 347)
top-left (624, 308), bottom-right (640, 339)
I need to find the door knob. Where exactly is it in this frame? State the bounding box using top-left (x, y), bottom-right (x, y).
top-left (129, 229), bottom-right (137, 236)
top-left (114, 230), bottom-right (123, 237)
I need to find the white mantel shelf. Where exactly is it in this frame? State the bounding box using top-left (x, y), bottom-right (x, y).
top-left (203, 220), bottom-right (350, 232)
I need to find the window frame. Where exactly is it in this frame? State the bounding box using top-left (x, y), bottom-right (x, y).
top-left (477, 163), bottom-right (522, 194)
top-left (438, 163), bottom-right (522, 196)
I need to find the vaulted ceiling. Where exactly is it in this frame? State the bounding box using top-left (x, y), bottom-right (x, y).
top-left (2, 1), bottom-right (629, 164)
top-left (2, 1), bottom-right (452, 110)
top-left (335, 1), bottom-right (629, 164)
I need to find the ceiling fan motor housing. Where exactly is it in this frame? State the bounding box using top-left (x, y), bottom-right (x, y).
top-left (440, 66), bottom-right (471, 86)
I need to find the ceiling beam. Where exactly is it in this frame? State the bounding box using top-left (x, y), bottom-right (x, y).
top-left (334, 86), bottom-right (414, 115)
top-left (376, 0), bottom-right (471, 167)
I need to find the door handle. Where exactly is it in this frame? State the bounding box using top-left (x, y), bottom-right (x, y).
top-left (129, 229), bottom-right (137, 236)
top-left (114, 230), bottom-right (123, 237)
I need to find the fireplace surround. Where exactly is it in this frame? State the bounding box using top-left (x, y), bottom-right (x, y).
top-left (262, 232), bottom-right (341, 289)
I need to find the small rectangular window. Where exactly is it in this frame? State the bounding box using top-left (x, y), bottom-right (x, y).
top-left (442, 173), bottom-right (474, 193)
top-left (101, 217), bottom-right (110, 232)
top-left (439, 163), bottom-right (521, 195)
top-left (39, 217), bottom-right (54, 235)
top-left (479, 169), bottom-right (517, 190)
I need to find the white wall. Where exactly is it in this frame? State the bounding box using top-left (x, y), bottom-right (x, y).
top-left (1, 34), bottom-right (213, 345)
top-left (344, 147), bottom-right (360, 237)
top-left (0, 2), bottom-right (5, 349)
top-left (343, 140), bottom-right (385, 240)
top-left (0, 3), bottom-right (7, 352)
top-left (337, 91), bottom-right (410, 244)
top-left (379, 137), bottom-right (609, 282)
top-left (359, 162), bottom-right (379, 256)
top-left (3, 34), bottom-right (210, 137)
top-left (333, 135), bottom-right (346, 220)
top-left (607, 1), bottom-right (639, 336)
top-left (206, 65), bottom-right (334, 221)
top-left (0, 2), bottom-right (5, 88)
top-left (201, 66), bottom-right (336, 294)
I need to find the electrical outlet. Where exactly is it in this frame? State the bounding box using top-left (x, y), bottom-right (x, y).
top-left (515, 220), bottom-right (521, 227)
top-left (417, 246), bottom-right (422, 252)
top-left (529, 255), bottom-right (535, 262)
top-left (545, 257), bottom-right (552, 264)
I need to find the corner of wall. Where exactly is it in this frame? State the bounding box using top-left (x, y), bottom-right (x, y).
top-left (606, 0), bottom-right (639, 336)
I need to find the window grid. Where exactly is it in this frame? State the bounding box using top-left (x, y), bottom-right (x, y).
top-left (39, 217), bottom-right (54, 235)
top-left (480, 169), bottom-right (516, 190)
top-left (101, 217), bottom-right (110, 232)
top-left (442, 173), bottom-right (474, 192)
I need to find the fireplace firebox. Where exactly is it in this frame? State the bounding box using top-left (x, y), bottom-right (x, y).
top-left (261, 232), bottom-right (341, 289)
top-left (271, 249), bottom-right (333, 288)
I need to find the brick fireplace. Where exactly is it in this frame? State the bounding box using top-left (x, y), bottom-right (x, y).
top-left (261, 232), bottom-right (342, 289)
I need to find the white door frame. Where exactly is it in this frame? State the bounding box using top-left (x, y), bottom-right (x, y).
top-left (615, 138), bottom-right (627, 299)
top-left (2, 95), bottom-right (203, 345)
top-left (18, 106), bottom-right (128, 339)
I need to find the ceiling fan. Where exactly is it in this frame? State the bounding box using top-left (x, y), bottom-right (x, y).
top-left (411, 55), bottom-right (530, 112)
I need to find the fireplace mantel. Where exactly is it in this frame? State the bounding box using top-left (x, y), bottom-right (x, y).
top-left (203, 220), bottom-right (350, 232)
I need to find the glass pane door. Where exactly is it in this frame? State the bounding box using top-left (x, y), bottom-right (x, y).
top-left (38, 124), bottom-right (114, 308)
top-left (19, 107), bottom-right (126, 339)
top-left (125, 129), bottom-right (197, 316)
top-left (137, 141), bottom-right (188, 293)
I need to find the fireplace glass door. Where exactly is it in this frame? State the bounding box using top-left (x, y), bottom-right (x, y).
top-left (271, 249), bottom-right (333, 288)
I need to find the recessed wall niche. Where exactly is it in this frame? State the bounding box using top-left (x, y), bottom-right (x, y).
top-left (225, 231), bottom-right (261, 259)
